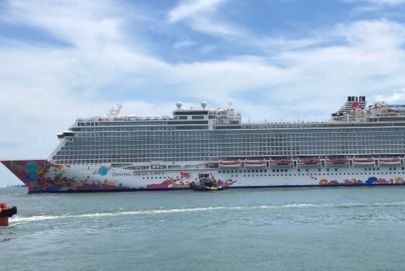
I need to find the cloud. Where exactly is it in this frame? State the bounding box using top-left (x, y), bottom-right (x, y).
top-left (167, 0), bottom-right (243, 38)
top-left (167, 0), bottom-right (326, 53)
top-left (173, 39), bottom-right (195, 49)
top-left (345, 0), bottom-right (405, 15)
top-left (357, 0), bottom-right (405, 5)
top-left (375, 88), bottom-right (405, 103)
top-left (168, 0), bottom-right (226, 23)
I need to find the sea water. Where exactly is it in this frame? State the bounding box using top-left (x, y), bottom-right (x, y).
top-left (1, 186), bottom-right (405, 271)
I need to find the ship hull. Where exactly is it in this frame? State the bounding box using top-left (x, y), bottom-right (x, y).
top-left (2, 160), bottom-right (405, 193)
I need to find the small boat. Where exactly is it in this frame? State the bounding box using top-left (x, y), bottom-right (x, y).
top-left (298, 158), bottom-right (321, 166)
top-left (0, 206), bottom-right (17, 218)
top-left (353, 158), bottom-right (375, 166)
top-left (244, 160), bottom-right (267, 169)
top-left (219, 160), bottom-right (241, 168)
top-left (190, 173), bottom-right (223, 191)
top-left (270, 158), bottom-right (293, 166)
top-left (379, 157), bottom-right (401, 166)
top-left (325, 157), bottom-right (349, 165)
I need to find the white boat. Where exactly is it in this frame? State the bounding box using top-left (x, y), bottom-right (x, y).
top-left (353, 158), bottom-right (375, 166)
top-left (298, 158), bottom-right (321, 167)
top-left (270, 158), bottom-right (293, 167)
top-left (325, 157), bottom-right (349, 166)
top-left (219, 160), bottom-right (242, 169)
top-left (379, 157), bottom-right (401, 166)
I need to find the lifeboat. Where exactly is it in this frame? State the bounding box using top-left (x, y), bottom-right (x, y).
top-left (378, 157), bottom-right (401, 166)
top-left (325, 157), bottom-right (349, 166)
top-left (270, 158), bottom-right (293, 167)
top-left (244, 160), bottom-right (267, 169)
top-left (353, 158), bottom-right (375, 166)
top-left (298, 158), bottom-right (321, 166)
top-left (219, 160), bottom-right (242, 169)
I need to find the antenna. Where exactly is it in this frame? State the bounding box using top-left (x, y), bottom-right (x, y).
top-left (107, 104), bottom-right (122, 118)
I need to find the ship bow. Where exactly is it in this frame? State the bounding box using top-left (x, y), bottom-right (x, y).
top-left (1, 160), bottom-right (49, 193)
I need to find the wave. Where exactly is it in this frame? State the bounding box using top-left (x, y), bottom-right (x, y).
top-left (10, 201), bottom-right (405, 224)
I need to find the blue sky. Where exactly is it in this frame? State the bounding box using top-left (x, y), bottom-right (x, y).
top-left (1, 0), bottom-right (405, 186)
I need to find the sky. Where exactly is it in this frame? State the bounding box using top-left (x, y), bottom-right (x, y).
top-left (1, 0), bottom-right (405, 186)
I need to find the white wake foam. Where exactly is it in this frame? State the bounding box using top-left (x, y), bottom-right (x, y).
top-left (10, 201), bottom-right (405, 224)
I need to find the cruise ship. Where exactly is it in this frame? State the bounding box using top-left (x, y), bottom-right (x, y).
top-left (3, 96), bottom-right (405, 193)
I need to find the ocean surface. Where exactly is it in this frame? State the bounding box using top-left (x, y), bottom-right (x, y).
top-left (1, 186), bottom-right (405, 271)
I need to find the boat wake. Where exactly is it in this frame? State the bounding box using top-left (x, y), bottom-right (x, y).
top-left (10, 201), bottom-right (405, 224)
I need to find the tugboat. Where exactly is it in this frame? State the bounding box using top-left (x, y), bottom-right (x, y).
top-left (190, 173), bottom-right (223, 191)
top-left (0, 202), bottom-right (17, 226)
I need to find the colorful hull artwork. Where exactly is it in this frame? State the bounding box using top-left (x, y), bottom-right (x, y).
top-left (1, 160), bottom-right (405, 193)
top-left (0, 160), bottom-right (236, 193)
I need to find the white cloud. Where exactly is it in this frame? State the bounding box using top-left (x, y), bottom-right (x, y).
top-left (375, 88), bottom-right (405, 103)
top-left (345, 0), bottom-right (405, 5)
top-left (167, 0), bottom-right (243, 38)
top-left (173, 39), bottom-right (196, 49)
top-left (345, 0), bottom-right (405, 15)
top-left (168, 0), bottom-right (226, 23)
top-left (167, 0), bottom-right (325, 52)
top-left (361, 0), bottom-right (405, 5)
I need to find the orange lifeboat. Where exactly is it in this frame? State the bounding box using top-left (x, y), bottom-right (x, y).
top-left (379, 157), bottom-right (401, 166)
top-left (325, 157), bottom-right (349, 166)
top-left (298, 158), bottom-right (321, 166)
top-left (270, 158), bottom-right (293, 167)
top-left (353, 157), bottom-right (375, 166)
top-left (219, 160), bottom-right (242, 169)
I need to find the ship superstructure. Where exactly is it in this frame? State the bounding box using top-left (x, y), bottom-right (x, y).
top-left (3, 96), bottom-right (405, 193)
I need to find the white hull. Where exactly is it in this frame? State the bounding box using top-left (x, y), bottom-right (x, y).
top-left (3, 160), bottom-right (404, 193)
